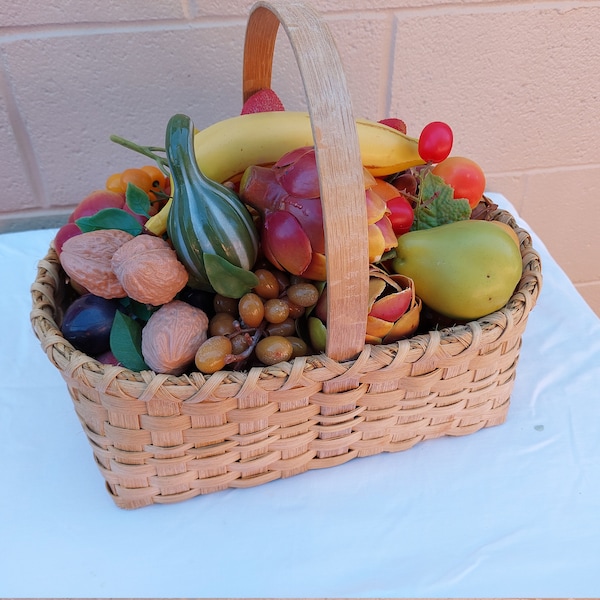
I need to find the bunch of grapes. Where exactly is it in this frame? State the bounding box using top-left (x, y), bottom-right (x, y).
top-left (194, 267), bottom-right (320, 373)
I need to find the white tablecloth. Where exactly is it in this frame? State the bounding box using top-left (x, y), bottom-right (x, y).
top-left (1, 194), bottom-right (599, 597)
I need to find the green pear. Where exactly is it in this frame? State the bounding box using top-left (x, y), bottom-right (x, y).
top-left (391, 220), bottom-right (522, 321)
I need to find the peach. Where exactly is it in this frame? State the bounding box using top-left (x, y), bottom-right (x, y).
top-left (68, 189), bottom-right (125, 223)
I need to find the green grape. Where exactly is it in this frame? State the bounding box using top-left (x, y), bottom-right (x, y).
top-left (255, 336), bottom-right (293, 366)
top-left (286, 282), bottom-right (319, 307)
top-left (209, 312), bottom-right (237, 336)
top-left (230, 332), bottom-right (251, 355)
top-left (195, 335), bottom-right (232, 374)
top-left (266, 317), bottom-right (296, 337)
top-left (286, 301), bottom-right (305, 319)
top-left (264, 298), bottom-right (289, 324)
top-left (238, 292), bottom-right (265, 328)
top-left (253, 268), bottom-right (280, 299)
top-left (287, 336), bottom-right (309, 358)
top-left (213, 293), bottom-right (239, 315)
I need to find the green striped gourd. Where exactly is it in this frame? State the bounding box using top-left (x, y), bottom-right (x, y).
top-left (165, 113), bottom-right (259, 298)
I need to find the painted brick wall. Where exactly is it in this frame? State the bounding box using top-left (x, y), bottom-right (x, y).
top-left (2, 0), bottom-right (599, 316)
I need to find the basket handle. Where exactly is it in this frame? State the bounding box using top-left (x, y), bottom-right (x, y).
top-left (243, 0), bottom-right (370, 362)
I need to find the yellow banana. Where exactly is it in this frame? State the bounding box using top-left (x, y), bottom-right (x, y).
top-left (146, 196), bottom-right (172, 236)
top-left (193, 110), bottom-right (423, 182)
top-left (146, 111), bottom-right (424, 235)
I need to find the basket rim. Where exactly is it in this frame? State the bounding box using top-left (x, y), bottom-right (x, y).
top-left (30, 205), bottom-right (542, 401)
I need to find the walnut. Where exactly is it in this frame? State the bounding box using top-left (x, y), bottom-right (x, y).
top-left (60, 229), bottom-right (133, 299)
top-left (112, 234), bottom-right (188, 306)
top-left (141, 300), bottom-right (209, 375)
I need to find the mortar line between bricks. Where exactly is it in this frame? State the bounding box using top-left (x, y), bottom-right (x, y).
top-left (328, 0), bottom-right (600, 19)
top-left (0, 17), bottom-right (246, 43)
top-left (242, 1), bottom-right (600, 23)
top-left (0, 48), bottom-right (47, 209)
top-left (3, 2), bottom-right (599, 43)
top-left (381, 12), bottom-right (398, 119)
top-left (486, 163), bottom-right (600, 177)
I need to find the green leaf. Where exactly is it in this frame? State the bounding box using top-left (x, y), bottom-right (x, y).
top-left (76, 207), bottom-right (144, 235)
top-left (412, 172), bottom-right (471, 230)
top-left (203, 253), bottom-right (259, 299)
top-left (110, 310), bottom-right (149, 371)
top-left (130, 300), bottom-right (156, 322)
top-left (118, 296), bottom-right (156, 322)
top-left (125, 182), bottom-right (151, 218)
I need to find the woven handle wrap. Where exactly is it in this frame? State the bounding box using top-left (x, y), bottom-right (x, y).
top-left (243, 1), bottom-right (370, 362)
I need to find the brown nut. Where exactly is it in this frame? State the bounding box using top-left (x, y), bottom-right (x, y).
top-left (60, 229), bottom-right (133, 299)
top-left (112, 234), bottom-right (188, 306)
top-left (141, 300), bottom-right (209, 375)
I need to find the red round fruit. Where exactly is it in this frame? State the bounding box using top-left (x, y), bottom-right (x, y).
top-left (432, 156), bottom-right (486, 209)
top-left (54, 222), bottom-right (82, 255)
top-left (418, 121), bottom-right (453, 163)
top-left (69, 190), bottom-right (125, 223)
top-left (122, 203), bottom-right (148, 226)
top-left (386, 196), bottom-right (414, 236)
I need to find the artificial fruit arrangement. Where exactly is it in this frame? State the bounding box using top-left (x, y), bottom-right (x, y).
top-left (54, 88), bottom-right (523, 376)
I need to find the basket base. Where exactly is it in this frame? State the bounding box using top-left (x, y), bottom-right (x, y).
top-left (79, 385), bottom-right (512, 510)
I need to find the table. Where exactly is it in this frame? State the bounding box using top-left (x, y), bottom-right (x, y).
top-left (2, 194), bottom-right (599, 597)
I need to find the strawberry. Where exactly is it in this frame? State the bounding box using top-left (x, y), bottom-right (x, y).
top-left (378, 118), bottom-right (407, 134)
top-left (241, 89), bottom-right (285, 115)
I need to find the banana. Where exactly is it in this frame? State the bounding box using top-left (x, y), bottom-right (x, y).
top-left (194, 110), bottom-right (423, 182)
top-left (146, 111), bottom-right (424, 236)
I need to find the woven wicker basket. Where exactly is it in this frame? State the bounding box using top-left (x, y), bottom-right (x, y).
top-left (30, 0), bottom-right (542, 509)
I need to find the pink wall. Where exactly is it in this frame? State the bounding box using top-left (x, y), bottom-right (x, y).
top-left (2, 0), bottom-right (599, 316)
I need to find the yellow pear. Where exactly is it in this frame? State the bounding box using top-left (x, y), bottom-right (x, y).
top-left (391, 220), bottom-right (522, 321)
